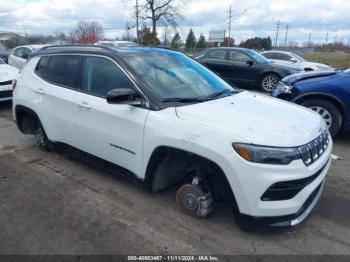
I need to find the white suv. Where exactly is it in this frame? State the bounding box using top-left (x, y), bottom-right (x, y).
top-left (13, 45), bottom-right (332, 229)
top-left (8, 44), bottom-right (47, 69)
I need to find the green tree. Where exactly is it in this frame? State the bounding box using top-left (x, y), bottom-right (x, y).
top-left (171, 32), bottom-right (182, 49)
top-left (261, 36), bottom-right (272, 50)
top-left (196, 33), bottom-right (207, 49)
top-left (139, 27), bottom-right (160, 46)
top-left (185, 29), bottom-right (197, 51)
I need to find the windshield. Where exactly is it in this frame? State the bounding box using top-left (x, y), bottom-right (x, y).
top-left (0, 58), bottom-right (4, 64)
top-left (290, 53), bottom-right (306, 62)
top-left (246, 50), bottom-right (271, 63)
top-left (125, 52), bottom-right (235, 101)
top-left (344, 68), bottom-right (350, 73)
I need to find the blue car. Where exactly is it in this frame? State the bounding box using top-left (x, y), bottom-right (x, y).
top-left (272, 69), bottom-right (350, 137)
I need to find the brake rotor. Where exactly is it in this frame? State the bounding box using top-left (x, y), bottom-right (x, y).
top-left (176, 184), bottom-right (205, 218)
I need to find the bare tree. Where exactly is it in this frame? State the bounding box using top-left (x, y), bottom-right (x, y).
top-left (74, 21), bottom-right (104, 44)
top-left (139, 0), bottom-right (185, 46)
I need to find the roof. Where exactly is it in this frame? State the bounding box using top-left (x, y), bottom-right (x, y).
top-left (261, 50), bottom-right (292, 54)
top-left (29, 45), bottom-right (179, 59)
top-left (14, 44), bottom-right (49, 50)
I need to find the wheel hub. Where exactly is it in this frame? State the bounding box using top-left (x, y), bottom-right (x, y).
top-left (310, 106), bottom-right (333, 128)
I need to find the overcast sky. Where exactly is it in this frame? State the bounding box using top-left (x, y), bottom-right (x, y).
top-left (0, 0), bottom-right (350, 45)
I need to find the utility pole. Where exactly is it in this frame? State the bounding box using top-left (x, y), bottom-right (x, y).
top-left (308, 32), bottom-right (312, 47)
top-left (284, 23), bottom-right (289, 47)
top-left (325, 31), bottom-right (329, 44)
top-left (334, 35), bottom-right (338, 43)
top-left (274, 20), bottom-right (280, 47)
top-left (135, 0), bottom-right (140, 43)
top-left (227, 5), bottom-right (233, 46)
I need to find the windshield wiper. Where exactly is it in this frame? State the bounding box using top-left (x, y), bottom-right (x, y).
top-left (206, 89), bottom-right (236, 100)
top-left (162, 97), bottom-right (207, 103)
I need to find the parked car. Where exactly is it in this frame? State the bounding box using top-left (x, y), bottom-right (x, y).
top-left (272, 69), bottom-right (350, 137)
top-left (0, 50), bottom-right (11, 64)
top-left (0, 58), bottom-right (19, 102)
top-left (261, 51), bottom-right (333, 71)
top-left (13, 45), bottom-right (332, 229)
top-left (195, 47), bottom-right (303, 92)
top-left (8, 44), bottom-right (47, 69)
top-left (95, 40), bottom-right (139, 48)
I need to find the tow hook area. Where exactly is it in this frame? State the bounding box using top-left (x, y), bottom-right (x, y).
top-left (176, 176), bottom-right (214, 218)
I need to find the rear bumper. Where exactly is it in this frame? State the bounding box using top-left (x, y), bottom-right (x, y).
top-left (235, 180), bottom-right (325, 229)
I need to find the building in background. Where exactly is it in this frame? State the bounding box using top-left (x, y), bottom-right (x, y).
top-left (208, 30), bottom-right (226, 47)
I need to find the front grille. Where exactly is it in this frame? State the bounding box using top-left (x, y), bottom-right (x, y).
top-left (298, 129), bottom-right (330, 166)
top-left (0, 90), bottom-right (12, 98)
top-left (0, 80), bottom-right (12, 86)
top-left (261, 160), bottom-right (329, 201)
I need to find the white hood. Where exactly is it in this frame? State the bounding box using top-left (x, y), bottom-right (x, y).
top-left (176, 91), bottom-right (325, 147)
top-left (0, 64), bottom-right (19, 82)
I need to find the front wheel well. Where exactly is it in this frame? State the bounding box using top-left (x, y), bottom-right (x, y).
top-left (144, 146), bottom-right (237, 206)
top-left (294, 94), bottom-right (346, 126)
top-left (15, 106), bottom-right (41, 134)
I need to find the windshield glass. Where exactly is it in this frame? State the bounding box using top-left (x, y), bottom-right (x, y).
top-left (0, 58), bottom-right (4, 64)
top-left (290, 53), bottom-right (306, 62)
top-left (246, 50), bottom-right (271, 63)
top-left (344, 68), bottom-right (350, 73)
top-left (125, 52), bottom-right (235, 100)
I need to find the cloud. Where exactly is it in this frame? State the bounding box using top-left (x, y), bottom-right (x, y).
top-left (0, 0), bottom-right (350, 44)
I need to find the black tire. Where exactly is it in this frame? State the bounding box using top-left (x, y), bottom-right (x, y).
top-left (34, 127), bottom-right (53, 151)
top-left (260, 73), bottom-right (280, 92)
top-left (301, 99), bottom-right (342, 137)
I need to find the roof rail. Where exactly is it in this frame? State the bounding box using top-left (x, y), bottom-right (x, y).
top-left (38, 44), bottom-right (115, 52)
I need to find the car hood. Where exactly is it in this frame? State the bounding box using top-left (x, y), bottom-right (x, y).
top-left (282, 70), bottom-right (338, 85)
top-left (176, 91), bottom-right (325, 147)
top-left (0, 64), bottom-right (19, 82)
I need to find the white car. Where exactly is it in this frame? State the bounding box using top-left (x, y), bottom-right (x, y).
top-left (95, 40), bottom-right (139, 48)
top-left (12, 46), bottom-right (332, 229)
top-left (261, 51), bottom-right (333, 71)
top-left (0, 58), bottom-right (19, 102)
top-left (8, 44), bottom-right (47, 69)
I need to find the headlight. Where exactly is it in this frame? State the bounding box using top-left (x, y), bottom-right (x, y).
top-left (233, 143), bottom-right (300, 165)
top-left (277, 81), bottom-right (293, 93)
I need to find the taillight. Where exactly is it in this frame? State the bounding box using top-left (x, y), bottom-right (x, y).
top-left (12, 79), bottom-right (17, 91)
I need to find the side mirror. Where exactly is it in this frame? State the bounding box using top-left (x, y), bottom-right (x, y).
top-left (106, 88), bottom-right (144, 106)
top-left (246, 60), bottom-right (254, 66)
top-left (290, 58), bottom-right (298, 63)
top-left (22, 54), bottom-right (29, 60)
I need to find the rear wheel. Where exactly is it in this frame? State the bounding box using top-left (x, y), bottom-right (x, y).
top-left (301, 99), bottom-right (342, 137)
top-left (260, 73), bottom-right (280, 92)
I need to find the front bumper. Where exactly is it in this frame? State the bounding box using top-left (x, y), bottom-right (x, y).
top-left (0, 84), bottom-right (13, 102)
top-left (235, 179), bottom-right (325, 229)
top-left (221, 135), bottom-right (332, 229)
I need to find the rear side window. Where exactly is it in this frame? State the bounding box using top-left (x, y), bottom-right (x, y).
top-left (82, 56), bottom-right (134, 98)
top-left (14, 48), bottom-right (23, 57)
top-left (46, 55), bottom-right (81, 89)
top-left (262, 53), bottom-right (274, 59)
top-left (205, 50), bottom-right (227, 60)
top-left (35, 56), bottom-right (49, 78)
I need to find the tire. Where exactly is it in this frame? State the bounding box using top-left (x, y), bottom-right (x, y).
top-left (260, 73), bottom-right (280, 92)
top-left (301, 99), bottom-right (342, 137)
top-left (34, 127), bottom-right (53, 151)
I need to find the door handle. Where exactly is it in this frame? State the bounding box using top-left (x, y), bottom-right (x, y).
top-left (35, 88), bottom-right (45, 95)
top-left (77, 101), bottom-right (92, 110)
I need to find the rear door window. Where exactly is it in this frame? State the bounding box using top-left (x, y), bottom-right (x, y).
top-left (46, 55), bottom-right (82, 89)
